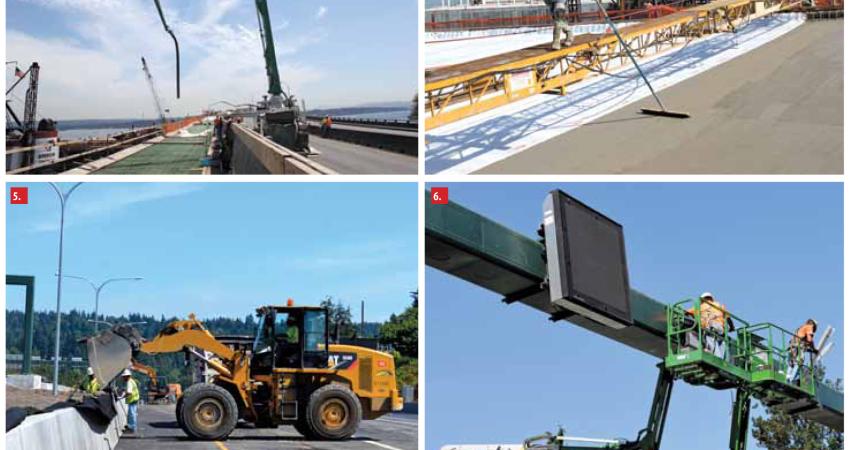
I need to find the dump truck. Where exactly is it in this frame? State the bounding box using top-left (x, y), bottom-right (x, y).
top-left (86, 303), bottom-right (403, 440)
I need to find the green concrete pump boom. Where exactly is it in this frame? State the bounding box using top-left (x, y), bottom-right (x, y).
top-left (425, 191), bottom-right (843, 449)
top-left (255, 0), bottom-right (284, 98)
top-left (152, 0), bottom-right (180, 98)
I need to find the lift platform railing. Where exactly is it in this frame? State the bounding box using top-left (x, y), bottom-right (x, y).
top-left (666, 298), bottom-right (753, 385)
top-left (667, 298), bottom-right (816, 395)
top-left (740, 322), bottom-right (816, 395)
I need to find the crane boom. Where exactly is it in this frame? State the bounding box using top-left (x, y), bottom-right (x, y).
top-left (141, 57), bottom-right (167, 125)
top-left (255, 0), bottom-right (284, 97)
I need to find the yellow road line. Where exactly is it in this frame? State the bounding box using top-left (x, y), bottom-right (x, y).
top-left (214, 441), bottom-right (229, 450)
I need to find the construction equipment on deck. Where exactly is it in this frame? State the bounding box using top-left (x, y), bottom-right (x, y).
top-left (254, 0), bottom-right (311, 153)
top-left (424, 0), bottom-right (769, 129)
top-left (6, 62), bottom-right (57, 170)
top-left (426, 189), bottom-right (842, 450)
top-left (131, 359), bottom-right (181, 404)
top-left (590, 0), bottom-right (690, 118)
top-left (152, 0), bottom-right (180, 98)
top-left (85, 302), bottom-right (403, 441)
top-left (141, 57), bottom-right (168, 126)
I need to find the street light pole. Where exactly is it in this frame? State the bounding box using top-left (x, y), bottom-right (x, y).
top-left (48, 182), bottom-right (82, 396)
top-left (59, 275), bottom-right (144, 333)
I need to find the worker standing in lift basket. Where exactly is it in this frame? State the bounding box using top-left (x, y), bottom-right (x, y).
top-left (687, 292), bottom-right (732, 359)
top-left (787, 319), bottom-right (818, 383)
top-left (546, 0), bottom-right (574, 50)
top-left (119, 369), bottom-right (140, 434)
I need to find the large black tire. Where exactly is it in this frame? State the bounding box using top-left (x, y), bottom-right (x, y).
top-left (175, 395), bottom-right (185, 429)
top-left (304, 384), bottom-right (362, 440)
top-left (293, 417), bottom-right (315, 439)
top-left (178, 384), bottom-right (238, 441)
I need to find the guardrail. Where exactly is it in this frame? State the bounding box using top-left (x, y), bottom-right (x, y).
top-left (305, 121), bottom-right (418, 156)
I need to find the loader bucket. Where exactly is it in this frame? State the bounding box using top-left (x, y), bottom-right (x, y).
top-left (86, 329), bottom-right (132, 384)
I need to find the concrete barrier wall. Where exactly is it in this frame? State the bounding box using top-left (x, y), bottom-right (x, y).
top-left (229, 124), bottom-right (335, 175)
top-left (306, 123), bottom-right (417, 156)
top-left (6, 399), bottom-right (127, 450)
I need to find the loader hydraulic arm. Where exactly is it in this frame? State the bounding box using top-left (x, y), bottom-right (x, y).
top-left (139, 316), bottom-right (235, 360)
top-left (137, 315), bottom-right (242, 378)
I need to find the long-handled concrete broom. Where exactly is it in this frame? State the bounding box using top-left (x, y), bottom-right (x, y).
top-left (590, 0), bottom-right (690, 118)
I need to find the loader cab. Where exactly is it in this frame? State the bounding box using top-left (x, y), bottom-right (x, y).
top-left (251, 306), bottom-right (330, 374)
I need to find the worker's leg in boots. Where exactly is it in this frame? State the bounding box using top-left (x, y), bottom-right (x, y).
top-left (552, 22), bottom-right (563, 50)
top-left (127, 402), bottom-right (138, 432)
top-left (551, 3), bottom-right (568, 50)
top-left (563, 24), bottom-right (574, 47)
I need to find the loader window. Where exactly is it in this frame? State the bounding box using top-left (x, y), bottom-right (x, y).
top-left (274, 313), bottom-right (299, 344)
top-left (303, 310), bottom-right (329, 369)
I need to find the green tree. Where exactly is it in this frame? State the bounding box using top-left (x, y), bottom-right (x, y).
top-left (320, 296), bottom-right (356, 339)
top-left (752, 370), bottom-right (843, 449)
top-left (379, 291), bottom-right (417, 357)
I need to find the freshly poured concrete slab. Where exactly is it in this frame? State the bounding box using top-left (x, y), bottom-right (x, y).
top-left (424, 14), bottom-right (811, 174)
top-left (481, 19), bottom-right (843, 174)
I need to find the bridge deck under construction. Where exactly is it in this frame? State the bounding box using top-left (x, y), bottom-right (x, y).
top-left (93, 124), bottom-right (211, 175)
top-left (424, 0), bottom-right (776, 129)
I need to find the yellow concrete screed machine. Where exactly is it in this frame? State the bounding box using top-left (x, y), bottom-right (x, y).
top-left (85, 302), bottom-right (403, 440)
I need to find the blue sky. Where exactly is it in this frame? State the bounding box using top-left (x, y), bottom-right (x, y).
top-left (6, 182), bottom-right (417, 322)
top-left (6, 0), bottom-right (416, 119)
top-left (425, 183), bottom-right (843, 450)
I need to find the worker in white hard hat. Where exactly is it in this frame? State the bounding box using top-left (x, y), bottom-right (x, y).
top-left (687, 292), bottom-right (732, 359)
top-left (119, 368), bottom-right (140, 433)
top-left (545, 0), bottom-right (574, 50)
top-left (81, 367), bottom-right (100, 395)
top-left (787, 318), bottom-right (819, 383)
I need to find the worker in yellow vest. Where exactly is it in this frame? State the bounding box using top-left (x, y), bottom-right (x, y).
top-left (82, 367), bottom-right (100, 395)
top-left (120, 369), bottom-right (140, 433)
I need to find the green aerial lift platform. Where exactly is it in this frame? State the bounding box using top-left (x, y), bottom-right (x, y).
top-left (425, 191), bottom-right (842, 450)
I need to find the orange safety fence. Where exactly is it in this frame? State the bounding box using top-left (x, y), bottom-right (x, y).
top-left (162, 116), bottom-right (203, 134)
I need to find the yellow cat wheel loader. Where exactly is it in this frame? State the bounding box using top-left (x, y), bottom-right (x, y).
top-left (86, 303), bottom-right (403, 441)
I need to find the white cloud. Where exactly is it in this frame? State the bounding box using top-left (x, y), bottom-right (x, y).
top-left (7, 0), bottom-right (326, 119)
top-left (32, 183), bottom-right (204, 232)
top-left (316, 6), bottom-right (328, 19)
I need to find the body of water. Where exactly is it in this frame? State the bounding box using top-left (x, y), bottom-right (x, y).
top-left (59, 127), bottom-right (131, 141)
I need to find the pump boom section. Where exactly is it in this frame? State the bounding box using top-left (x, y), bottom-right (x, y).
top-left (425, 191), bottom-right (842, 434)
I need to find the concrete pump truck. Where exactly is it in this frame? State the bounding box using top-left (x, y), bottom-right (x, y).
top-left (86, 302), bottom-right (403, 441)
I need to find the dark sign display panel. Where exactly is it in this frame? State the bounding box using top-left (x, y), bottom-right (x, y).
top-left (542, 190), bottom-right (632, 329)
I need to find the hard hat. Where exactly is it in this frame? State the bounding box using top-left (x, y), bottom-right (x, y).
top-left (809, 318), bottom-right (818, 327)
top-left (87, 367), bottom-right (94, 376)
top-left (121, 369), bottom-right (132, 377)
top-left (700, 292), bottom-right (714, 299)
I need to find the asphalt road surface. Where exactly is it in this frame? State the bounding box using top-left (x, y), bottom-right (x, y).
top-left (310, 136), bottom-right (417, 174)
top-left (116, 404), bottom-right (417, 450)
top-left (480, 20), bottom-right (843, 174)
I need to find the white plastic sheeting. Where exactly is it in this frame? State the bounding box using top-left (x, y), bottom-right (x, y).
top-left (424, 13), bottom-right (806, 174)
top-left (6, 399), bottom-right (128, 450)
